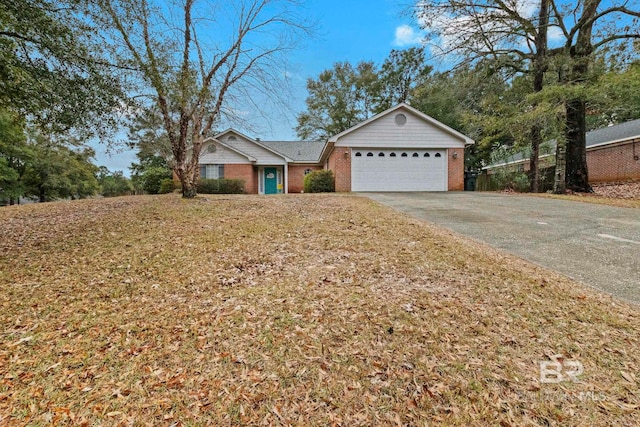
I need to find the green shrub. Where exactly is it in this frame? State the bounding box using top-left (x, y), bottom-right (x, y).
top-left (492, 169), bottom-right (530, 192)
top-left (159, 178), bottom-right (176, 194)
top-left (141, 166), bottom-right (173, 194)
top-left (304, 170), bottom-right (335, 193)
top-left (197, 178), bottom-right (245, 194)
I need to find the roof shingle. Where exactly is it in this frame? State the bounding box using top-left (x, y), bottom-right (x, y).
top-left (260, 140), bottom-right (326, 162)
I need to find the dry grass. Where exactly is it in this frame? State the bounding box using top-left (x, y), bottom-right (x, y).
top-left (530, 181), bottom-right (640, 208)
top-left (531, 193), bottom-right (640, 209)
top-left (1, 194), bottom-right (639, 426)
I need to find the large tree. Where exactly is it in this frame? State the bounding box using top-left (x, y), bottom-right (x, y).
top-left (551, 0), bottom-right (640, 191)
top-left (591, 59), bottom-right (640, 127)
top-left (126, 105), bottom-right (173, 164)
top-left (90, 0), bottom-right (311, 198)
top-left (296, 61), bottom-right (376, 140)
top-left (296, 48), bottom-right (433, 140)
top-left (21, 134), bottom-right (100, 202)
top-left (0, 109), bottom-right (30, 205)
top-left (0, 0), bottom-right (125, 136)
top-left (416, 0), bottom-right (555, 192)
top-left (415, 0), bottom-right (640, 193)
top-left (373, 47), bottom-right (432, 113)
top-left (409, 59), bottom-right (520, 171)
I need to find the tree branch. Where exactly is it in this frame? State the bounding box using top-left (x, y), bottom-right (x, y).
top-left (593, 32), bottom-right (640, 50)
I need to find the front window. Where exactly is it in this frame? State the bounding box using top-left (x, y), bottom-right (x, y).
top-left (200, 164), bottom-right (224, 179)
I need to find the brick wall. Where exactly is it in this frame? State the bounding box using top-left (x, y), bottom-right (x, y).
top-left (329, 147), bottom-right (351, 192)
top-left (224, 164), bottom-right (256, 194)
top-left (288, 165), bottom-right (323, 193)
top-left (447, 148), bottom-right (464, 191)
top-left (588, 141), bottom-right (640, 183)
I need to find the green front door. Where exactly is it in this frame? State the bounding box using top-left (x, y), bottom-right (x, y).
top-left (264, 167), bottom-right (278, 194)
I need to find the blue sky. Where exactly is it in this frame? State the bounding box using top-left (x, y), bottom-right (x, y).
top-left (93, 0), bottom-right (423, 173)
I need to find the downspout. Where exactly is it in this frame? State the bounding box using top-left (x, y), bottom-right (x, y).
top-left (284, 163), bottom-right (289, 194)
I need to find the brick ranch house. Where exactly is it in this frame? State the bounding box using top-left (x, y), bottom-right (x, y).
top-left (483, 118), bottom-right (640, 183)
top-left (192, 103), bottom-right (475, 194)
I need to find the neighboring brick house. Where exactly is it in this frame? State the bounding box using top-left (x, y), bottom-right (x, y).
top-left (483, 118), bottom-right (640, 183)
top-left (586, 119), bottom-right (640, 182)
top-left (196, 103), bottom-right (474, 193)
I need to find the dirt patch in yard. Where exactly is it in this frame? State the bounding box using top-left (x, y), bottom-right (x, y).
top-left (0, 194), bottom-right (639, 426)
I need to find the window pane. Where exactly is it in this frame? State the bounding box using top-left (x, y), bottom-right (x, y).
top-left (205, 165), bottom-right (220, 179)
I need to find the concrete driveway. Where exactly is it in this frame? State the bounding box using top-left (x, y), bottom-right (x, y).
top-left (365, 192), bottom-right (640, 304)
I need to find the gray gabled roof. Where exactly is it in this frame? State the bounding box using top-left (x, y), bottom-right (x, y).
top-left (260, 140), bottom-right (327, 163)
top-left (484, 118), bottom-right (640, 169)
top-left (213, 128), bottom-right (293, 162)
top-left (586, 118), bottom-right (640, 146)
top-left (327, 102), bottom-right (475, 145)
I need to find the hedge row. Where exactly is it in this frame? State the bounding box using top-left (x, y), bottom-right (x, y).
top-left (197, 178), bottom-right (245, 194)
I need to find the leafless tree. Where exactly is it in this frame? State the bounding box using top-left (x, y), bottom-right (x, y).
top-left (93, 0), bottom-right (312, 197)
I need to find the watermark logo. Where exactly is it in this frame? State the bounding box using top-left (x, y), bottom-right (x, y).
top-left (540, 354), bottom-right (583, 384)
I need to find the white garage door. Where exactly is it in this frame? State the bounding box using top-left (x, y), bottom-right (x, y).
top-left (351, 149), bottom-right (447, 192)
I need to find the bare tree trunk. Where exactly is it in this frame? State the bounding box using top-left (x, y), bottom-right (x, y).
top-left (565, 99), bottom-right (590, 192)
top-left (176, 168), bottom-right (198, 198)
top-left (529, 0), bottom-right (550, 193)
top-left (181, 175), bottom-right (197, 198)
top-left (554, 138), bottom-right (566, 194)
top-left (562, 0), bottom-right (598, 193)
top-left (529, 125), bottom-right (542, 193)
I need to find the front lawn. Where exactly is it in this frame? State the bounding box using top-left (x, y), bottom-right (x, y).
top-left (1, 195), bottom-right (638, 425)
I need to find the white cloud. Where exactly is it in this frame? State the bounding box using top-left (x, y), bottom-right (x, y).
top-left (548, 26), bottom-right (565, 43)
top-left (514, 0), bottom-right (538, 18)
top-left (393, 25), bottom-right (424, 47)
top-left (415, 0), bottom-right (566, 56)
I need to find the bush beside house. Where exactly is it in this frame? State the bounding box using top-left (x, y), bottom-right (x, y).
top-left (304, 170), bottom-right (335, 193)
top-left (197, 178), bottom-right (246, 194)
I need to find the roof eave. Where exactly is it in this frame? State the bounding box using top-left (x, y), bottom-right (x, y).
top-left (214, 129), bottom-right (293, 162)
top-left (290, 160), bottom-right (323, 164)
top-left (328, 102), bottom-right (474, 145)
top-left (587, 135), bottom-right (640, 150)
top-left (202, 137), bottom-right (258, 162)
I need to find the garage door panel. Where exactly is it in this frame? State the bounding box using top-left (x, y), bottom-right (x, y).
top-left (352, 149), bottom-right (446, 192)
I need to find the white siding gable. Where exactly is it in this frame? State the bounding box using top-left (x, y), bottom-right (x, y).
top-left (335, 109), bottom-right (467, 149)
top-left (199, 141), bottom-right (251, 164)
top-left (222, 134), bottom-right (287, 165)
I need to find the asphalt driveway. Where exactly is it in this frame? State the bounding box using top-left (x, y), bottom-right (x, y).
top-left (365, 192), bottom-right (640, 304)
